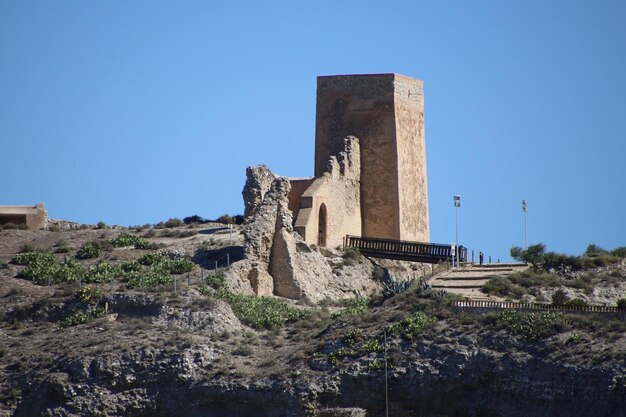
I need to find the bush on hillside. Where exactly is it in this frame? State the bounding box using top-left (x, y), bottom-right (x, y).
top-left (164, 218), bottom-right (183, 228)
top-left (85, 262), bottom-right (119, 283)
top-left (217, 289), bottom-right (309, 329)
top-left (611, 247), bottom-right (626, 258)
top-left (387, 311), bottom-right (435, 341)
top-left (551, 289), bottom-right (569, 306)
top-left (183, 215), bottom-right (207, 225)
top-left (495, 310), bottom-right (567, 339)
top-left (13, 251), bottom-right (55, 266)
top-left (585, 244), bottom-right (608, 255)
top-left (567, 298), bottom-right (588, 307)
top-left (125, 262), bottom-right (172, 289)
top-left (215, 214), bottom-right (244, 225)
top-left (111, 232), bottom-right (143, 248)
top-left (75, 242), bottom-right (102, 260)
top-left (510, 244), bottom-right (546, 271)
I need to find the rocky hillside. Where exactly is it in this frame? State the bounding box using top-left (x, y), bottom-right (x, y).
top-left (1, 222), bottom-right (625, 417)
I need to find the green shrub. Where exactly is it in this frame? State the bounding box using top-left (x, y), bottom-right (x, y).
top-left (13, 251), bottom-right (54, 266)
top-left (168, 259), bottom-right (194, 274)
top-left (482, 276), bottom-right (515, 296)
top-left (585, 244), bottom-right (607, 255)
top-left (580, 253), bottom-right (620, 268)
top-left (15, 253), bottom-right (84, 285)
top-left (138, 252), bottom-right (166, 266)
top-left (110, 232), bottom-right (151, 248)
top-left (360, 338), bottom-right (384, 353)
top-left (342, 328), bottom-right (363, 345)
top-left (164, 218), bottom-right (183, 228)
top-left (86, 262), bottom-right (119, 283)
top-left (183, 215), bottom-right (206, 225)
top-left (495, 310), bottom-right (567, 339)
top-left (342, 247), bottom-right (361, 260)
top-left (216, 214), bottom-right (235, 225)
top-left (19, 243), bottom-right (37, 253)
top-left (328, 347), bottom-right (358, 365)
top-left (75, 286), bottom-right (104, 303)
top-left (331, 297), bottom-right (369, 318)
top-left (610, 247), bottom-right (626, 258)
top-left (387, 311), bottom-right (435, 341)
top-left (55, 241), bottom-right (72, 254)
top-left (126, 262), bottom-right (172, 289)
top-left (110, 232), bottom-right (139, 247)
top-left (205, 272), bottom-right (226, 290)
top-left (15, 252), bottom-right (57, 284)
top-left (52, 258), bottom-right (84, 283)
top-left (511, 243), bottom-right (546, 271)
top-left (218, 289), bottom-right (309, 329)
top-left (133, 239), bottom-right (161, 250)
top-left (75, 242), bottom-right (102, 260)
top-left (120, 261), bottom-right (142, 273)
top-left (508, 270), bottom-right (561, 288)
top-left (19, 263), bottom-right (56, 284)
top-left (617, 298), bottom-right (626, 309)
top-left (60, 308), bottom-right (104, 327)
top-left (567, 298), bottom-right (588, 307)
top-left (551, 289), bottom-right (569, 306)
top-left (96, 221), bottom-right (108, 229)
top-left (121, 270), bottom-right (141, 285)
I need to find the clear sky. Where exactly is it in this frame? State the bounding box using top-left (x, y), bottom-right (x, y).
top-left (1, 1), bottom-right (625, 261)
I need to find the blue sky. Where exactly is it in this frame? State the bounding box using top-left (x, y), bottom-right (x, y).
top-left (1, 1), bottom-right (625, 261)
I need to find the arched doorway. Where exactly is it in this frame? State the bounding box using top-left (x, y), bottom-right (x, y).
top-left (317, 203), bottom-right (327, 247)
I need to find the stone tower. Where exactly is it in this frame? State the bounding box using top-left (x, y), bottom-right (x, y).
top-left (314, 73), bottom-right (429, 242)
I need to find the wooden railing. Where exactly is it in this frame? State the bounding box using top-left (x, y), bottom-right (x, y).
top-left (451, 300), bottom-right (626, 314)
top-left (345, 235), bottom-right (467, 264)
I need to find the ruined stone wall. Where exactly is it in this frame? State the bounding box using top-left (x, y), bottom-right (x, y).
top-left (293, 136), bottom-right (361, 249)
top-left (314, 73), bottom-right (429, 242)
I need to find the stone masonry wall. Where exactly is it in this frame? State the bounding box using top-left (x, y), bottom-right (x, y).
top-left (293, 136), bottom-right (361, 248)
top-left (393, 75), bottom-right (429, 242)
top-left (314, 73), bottom-right (429, 242)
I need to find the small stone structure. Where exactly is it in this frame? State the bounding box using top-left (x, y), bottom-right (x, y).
top-left (288, 73), bottom-right (430, 247)
top-left (0, 203), bottom-right (48, 230)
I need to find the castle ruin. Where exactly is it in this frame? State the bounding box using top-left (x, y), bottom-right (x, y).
top-left (289, 73), bottom-right (430, 247)
top-left (238, 73), bottom-right (432, 300)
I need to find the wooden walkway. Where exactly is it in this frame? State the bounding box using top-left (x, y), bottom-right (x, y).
top-left (452, 299), bottom-right (626, 314)
top-left (344, 235), bottom-right (467, 264)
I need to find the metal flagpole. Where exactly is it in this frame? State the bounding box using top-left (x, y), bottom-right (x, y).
top-left (522, 200), bottom-right (528, 249)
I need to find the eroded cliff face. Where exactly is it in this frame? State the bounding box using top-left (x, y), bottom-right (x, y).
top-left (7, 306), bottom-right (625, 417)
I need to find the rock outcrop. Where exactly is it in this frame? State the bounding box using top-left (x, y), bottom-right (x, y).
top-left (242, 165), bottom-right (277, 218)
